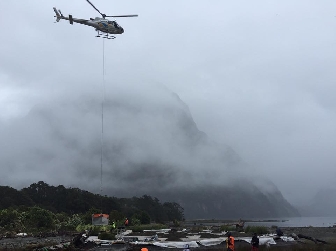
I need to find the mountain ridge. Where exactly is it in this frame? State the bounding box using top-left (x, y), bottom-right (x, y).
top-left (0, 83), bottom-right (299, 218)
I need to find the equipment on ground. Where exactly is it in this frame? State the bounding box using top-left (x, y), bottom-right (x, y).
top-left (53, 0), bottom-right (138, 39)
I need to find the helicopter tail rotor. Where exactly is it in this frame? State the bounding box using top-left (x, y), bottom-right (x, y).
top-left (53, 7), bottom-right (66, 22)
top-left (53, 7), bottom-right (61, 22)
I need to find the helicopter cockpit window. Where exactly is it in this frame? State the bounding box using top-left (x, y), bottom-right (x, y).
top-left (107, 21), bottom-right (119, 28)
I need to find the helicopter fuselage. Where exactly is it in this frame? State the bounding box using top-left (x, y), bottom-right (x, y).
top-left (91, 17), bottom-right (124, 34)
top-left (53, 8), bottom-right (124, 35)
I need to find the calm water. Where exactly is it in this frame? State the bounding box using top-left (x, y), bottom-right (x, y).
top-left (188, 217), bottom-right (336, 228)
top-left (245, 216), bottom-right (336, 228)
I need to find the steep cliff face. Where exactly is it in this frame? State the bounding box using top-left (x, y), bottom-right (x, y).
top-left (147, 181), bottom-right (299, 219)
top-left (0, 83), bottom-right (299, 218)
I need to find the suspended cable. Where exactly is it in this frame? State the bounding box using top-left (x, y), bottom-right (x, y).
top-left (100, 38), bottom-right (105, 212)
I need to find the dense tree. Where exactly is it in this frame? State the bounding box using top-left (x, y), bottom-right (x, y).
top-left (137, 211), bottom-right (151, 224)
top-left (163, 202), bottom-right (184, 221)
top-left (0, 186), bottom-right (33, 209)
top-left (20, 206), bottom-right (55, 231)
top-left (0, 209), bottom-right (20, 230)
top-left (0, 182), bottom-right (184, 224)
top-left (109, 210), bottom-right (125, 222)
top-left (21, 181), bottom-right (121, 215)
top-left (64, 214), bottom-right (83, 231)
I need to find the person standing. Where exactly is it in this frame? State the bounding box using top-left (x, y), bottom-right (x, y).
top-left (276, 227), bottom-right (283, 237)
top-left (124, 218), bottom-right (129, 227)
top-left (251, 233), bottom-right (259, 251)
top-left (226, 232), bottom-right (234, 251)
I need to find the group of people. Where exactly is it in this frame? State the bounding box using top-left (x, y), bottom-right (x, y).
top-left (226, 232), bottom-right (260, 251)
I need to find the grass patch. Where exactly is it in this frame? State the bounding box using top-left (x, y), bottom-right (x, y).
top-left (244, 225), bottom-right (269, 235)
top-left (219, 225), bottom-right (236, 232)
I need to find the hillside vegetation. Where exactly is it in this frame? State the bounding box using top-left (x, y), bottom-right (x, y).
top-left (0, 181), bottom-right (184, 234)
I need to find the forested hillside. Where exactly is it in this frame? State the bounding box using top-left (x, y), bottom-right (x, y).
top-left (0, 181), bottom-right (184, 224)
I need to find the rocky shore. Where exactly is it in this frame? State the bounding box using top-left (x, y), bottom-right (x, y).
top-left (0, 226), bottom-right (335, 250)
top-left (0, 235), bottom-right (72, 250)
top-left (125, 226), bottom-right (336, 251)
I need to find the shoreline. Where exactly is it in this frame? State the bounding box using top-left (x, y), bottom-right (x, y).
top-left (0, 226), bottom-right (335, 250)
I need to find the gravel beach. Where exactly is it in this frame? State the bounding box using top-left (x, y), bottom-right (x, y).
top-left (0, 226), bottom-right (335, 250)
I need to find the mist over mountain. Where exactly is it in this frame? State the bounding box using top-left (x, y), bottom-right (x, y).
top-left (141, 181), bottom-right (299, 219)
top-left (297, 189), bottom-right (336, 217)
top-left (0, 82), bottom-right (299, 218)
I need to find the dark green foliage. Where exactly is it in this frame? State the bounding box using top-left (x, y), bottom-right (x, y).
top-left (173, 219), bottom-right (180, 227)
top-left (0, 181), bottom-right (184, 227)
top-left (132, 211), bottom-right (151, 225)
top-left (119, 195), bottom-right (184, 224)
top-left (55, 212), bottom-right (69, 223)
top-left (0, 186), bottom-right (34, 209)
top-left (82, 225), bottom-right (111, 235)
top-left (64, 214), bottom-right (83, 231)
top-left (244, 225), bottom-right (269, 235)
top-left (109, 209), bottom-right (125, 222)
top-left (219, 225), bottom-right (236, 232)
top-left (21, 181), bottom-right (121, 214)
top-left (21, 206), bottom-right (55, 231)
top-left (0, 209), bottom-right (20, 230)
top-left (163, 202), bottom-right (184, 221)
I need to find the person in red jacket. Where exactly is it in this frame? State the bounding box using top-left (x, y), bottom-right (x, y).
top-left (226, 232), bottom-right (235, 251)
top-left (124, 218), bottom-right (129, 227)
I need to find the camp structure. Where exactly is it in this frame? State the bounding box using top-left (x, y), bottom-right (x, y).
top-left (92, 213), bottom-right (109, 226)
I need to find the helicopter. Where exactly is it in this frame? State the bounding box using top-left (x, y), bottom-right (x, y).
top-left (53, 0), bottom-right (138, 39)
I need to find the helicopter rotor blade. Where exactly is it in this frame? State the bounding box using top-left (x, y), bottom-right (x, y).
top-left (86, 0), bottom-right (105, 17)
top-left (85, 0), bottom-right (137, 18)
top-left (105, 15), bottom-right (138, 18)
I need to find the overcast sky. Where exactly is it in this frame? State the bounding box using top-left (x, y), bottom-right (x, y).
top-left (1, 0), bottom-right (336, 205)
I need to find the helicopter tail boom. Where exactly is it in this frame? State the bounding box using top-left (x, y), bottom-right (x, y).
top-left (53, 7), bottom-right (63, 22)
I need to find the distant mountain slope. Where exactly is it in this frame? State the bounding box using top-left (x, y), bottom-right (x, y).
top-left (109, 179), bottom-right (299, 219)
top-left (299, 189), bottom-right (336, 216)
top-left (158, 182), bottom-right (300, 219)
top-left (0, 83), bottom-right (299, 218)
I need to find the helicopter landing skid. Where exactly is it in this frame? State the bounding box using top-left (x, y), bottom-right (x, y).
top-left (95, 30), bottom-right (115, 39)
top-left (103, 35), bottom-right (115, 39)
